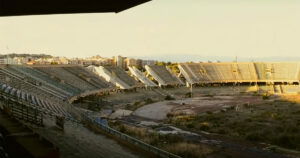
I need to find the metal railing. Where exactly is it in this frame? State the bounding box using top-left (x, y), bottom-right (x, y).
top-left (82, 113), bottom-right (182, 158)
top-left (0, 91), bottom-right (43, 126)
top-left (0, 87), bottom-right (78, 125)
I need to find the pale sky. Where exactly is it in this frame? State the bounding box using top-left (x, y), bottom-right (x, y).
top-left (1, 0), bottom-right (300, 59)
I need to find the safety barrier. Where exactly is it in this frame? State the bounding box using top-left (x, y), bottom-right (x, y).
top-left (0, 87), bottom-right (78, 125)
top-left (0, 91), bottom-right (43, 126)
top-left (82, 113), bottom-right (182, 158)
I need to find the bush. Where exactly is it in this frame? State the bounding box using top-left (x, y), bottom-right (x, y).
top-left (164, 143), bottom-right (213, 158)
top-left (198, 122), bottom-right (210, 131)
top-left (134, 101), bottom-right (141, 106)
top-left (204, 94), bottom-right (214, 97)
top-left (274, 134), bottom-right (296, 149)
top-left (167, 113), bottom-right (174, 118)
top-left (206, 111), bottom-right (213, 115)
top-left (145, 98), bottom-right (154, 104)
top-left (165, 95), bottom-right (175, 100)
top-left (262, 94), bottom-right (270, 100)
top-left (119, 125), bottom-right (127, 133)
top-left (185, 92), bottom-right (192, 98)
top-left (246, 132), bottom-right (263, 141)
top-left (244, 118), bottom-right (252, 122)
top-left (186, 123), bottom-right (195, 129)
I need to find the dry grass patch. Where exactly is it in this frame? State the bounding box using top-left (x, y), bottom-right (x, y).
top-left (280, 95), bottom-right (300, 103)
top-left (164, 142), bottom-right (213, 158)
top-left (118, 124), bottom-right (149, 138)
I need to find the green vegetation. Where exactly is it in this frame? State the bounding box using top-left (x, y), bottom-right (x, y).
top-left (125, 101), bottom-right (142, 111)
top-left (110, 121), bottom-right (213, 158)
top-left (185, 92), bottom-right (192, 98)
top-left (73, 95), bottom-right (111, 111)
top-left (156, 61), bottom-right (167, 66)
top-left (165, 95), bottom-right (175, 100)
top-left (165, 143), bottom-right (213, 158)
top-left (167, 99), bottom-right (300, 151)
top-left (50, 61), bottom-right (59, 65)
top-left (155, 61), bottom-right (180, 74)
top-left (145, 98), bottom-right (154, 104)
top-left (203, 94), bottom-right (214, 97)
top-left (125, 98), bottom-right (155, 111)
top-left (167, 63), bottom-right (180, 74)
top-left (262, 93), bottom-right (270, 100)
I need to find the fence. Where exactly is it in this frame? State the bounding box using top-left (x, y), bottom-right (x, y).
top-left (7, 101), bottom-right (43, 126)
top-left (0, 91), bottom-right (43, 126)
top-left (82, 113), bottom-right (182, 158)
top-left (0, 86), bottom-right (81, 127)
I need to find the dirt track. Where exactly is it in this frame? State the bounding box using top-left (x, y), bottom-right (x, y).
top-left (133, 95), bottom-right (265, 121)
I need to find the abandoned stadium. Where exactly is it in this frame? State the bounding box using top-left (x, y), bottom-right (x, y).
top-left (0, 62), bottom-right (300, 158)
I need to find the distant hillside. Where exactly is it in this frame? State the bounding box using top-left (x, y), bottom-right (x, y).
top-left (0, 53), bottom-right (52, 58)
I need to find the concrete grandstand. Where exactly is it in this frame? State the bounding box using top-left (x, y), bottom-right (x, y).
top-left (0, 65), bottom-right (116, 118)
top-left (0, 83), bottom-right (70, 117)
top-left (0, 62), bottom-right (299, 119)
top-left (179, 62), bottom-right (300, 85)
top-left (2, 0), bottom-right (300, 156)
top-left (87, 65), bottom-right (142, 89)
top-left (145, 65), bottom-right (184, 87)
top-left (128, 66), bottom-right (157, 87)
top-left (1, 63), bottom-right (300, 158)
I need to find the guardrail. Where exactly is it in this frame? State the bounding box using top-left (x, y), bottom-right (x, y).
top-left (0, 87), bottom-right (78, 125)
top-left (82, 114), bottom-right (182, 158)
top-left (0, 91), bottom-right (43, 126)
top-left (7, 100), bottom-right (43, 126)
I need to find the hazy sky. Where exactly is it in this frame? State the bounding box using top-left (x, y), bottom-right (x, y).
top-left (1, 0), bottom-right (300, 59)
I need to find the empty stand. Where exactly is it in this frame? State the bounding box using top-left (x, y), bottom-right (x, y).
top-left (271, 63), bottom-right (300, 82)
top-left (128, 66), bottom-right (157, 87)
top-left (34, 66), bottom-right (97, 92)
top-left (145, 65), bottom-right (183, 86)
top-left (0, 82), bottom-right (70, 118)
top-left (7, 65), bottom-right (76, 98)
top-left (179, 62), bottom-right (300, 84)
top-left (63, 66), bottom-right (113, 89)
top-left (236, 63), bottom-right (258, 81)
top-left (0, 68), bottom-right (65, 103)
top-left (88, 66), bottom-right (141, 89)
top-left (0, 65), bottom-right (114, 105)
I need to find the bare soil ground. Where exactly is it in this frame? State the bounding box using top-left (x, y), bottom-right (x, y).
top-left (102, 89), bottom-right (165, 107)
top-left (133, 95), bottom-right (267, 121)
top-left (70, 86), bottom-right (300, 158)
top-left (125, 87), bottom-right (300, 158)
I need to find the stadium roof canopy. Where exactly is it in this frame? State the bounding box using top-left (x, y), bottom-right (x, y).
top-left (0, 0), bottom-right (151, 16)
